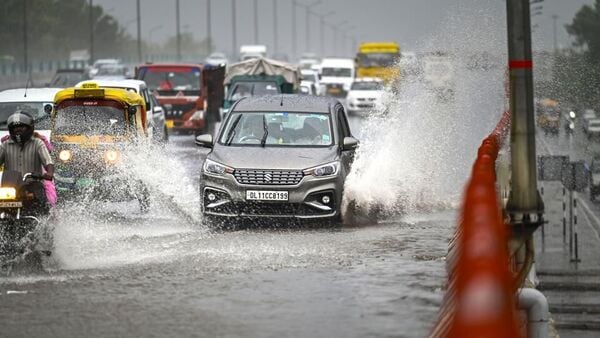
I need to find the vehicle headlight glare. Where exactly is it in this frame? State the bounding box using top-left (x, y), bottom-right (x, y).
top-left (59, 149), bottom-right (72, 162)
top-left (104, 150), bottom-right (120, 164)
top-left (303, 162), bottom-right (339, 177)
top-left (569, 122), bottom-right (575, 130)
top-left (570, 111), bottom-right (576, 119)
top-left (0, 187), bottom-right (16, 200)
top-left (203, 159), bottom-right (234, 176)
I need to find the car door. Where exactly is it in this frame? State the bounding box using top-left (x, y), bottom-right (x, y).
top-left (336, 105), bottom-right (356, 174)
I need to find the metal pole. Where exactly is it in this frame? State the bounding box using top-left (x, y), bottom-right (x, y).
top-left (137, 0), bottom-right (142, 62)
top-left (207, 0), bottom-right (212, 53)
top-left (569, 190), bottom-right (573, 255)
top-left (552, 14), bottom-right (558, 54)
top-left (273, 0), bottom-right (278, 53)
top-left (23, 0), bottom-right (28, 72)
top-left (254, 0), bottom-right (259, 44)
top-left (89, 0), bottom-right (94, 63)
top-left (562, 186), bottom-right (567, 244)
top-left (506, 0), bottom-right (544, 218)
top-left (232, 0), bottom-right (237, 59)
top-left (320, 16), bottom-right (325, 57)
top-left (306, 6), bottom-right (310, 52)
top-left (176, 0), bottom-right (181, 61)
top-left (292, 0), bottom-right (297, 59)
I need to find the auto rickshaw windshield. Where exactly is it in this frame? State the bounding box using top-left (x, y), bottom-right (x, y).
top-left (54, 103), bottom-right (130, 135)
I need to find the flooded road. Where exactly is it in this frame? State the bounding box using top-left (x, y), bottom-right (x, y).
top-left (0, 135), bottom-right (453, 338)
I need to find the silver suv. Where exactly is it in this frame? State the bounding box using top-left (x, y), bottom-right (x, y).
top-left (195, 95), bottom-right (358, 227)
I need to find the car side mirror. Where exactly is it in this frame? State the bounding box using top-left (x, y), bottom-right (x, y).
top-left (195, 134), bottom-right (213, 148)
top-left (342, 136), bottom-right (358, 151)
top-left (152, 106), bottom-right (163, 116)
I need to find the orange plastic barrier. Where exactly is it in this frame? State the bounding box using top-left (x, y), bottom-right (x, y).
top-left (430, 111), bottom-right (521, 338)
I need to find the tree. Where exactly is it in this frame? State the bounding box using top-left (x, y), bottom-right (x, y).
top-left (566, 0), bottom-right (600, 59)
top-left (0, 0), bottom-right (132, 64)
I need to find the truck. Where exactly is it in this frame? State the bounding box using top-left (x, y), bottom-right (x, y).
top-left (222, 57), bottom-right (301, 114)
top-left (319, 58), bottom-right (355, 98)
top-left (355, 42), bottom-right (401, 84)
top-left (134, 63), bottom-right (225, 136)
top-left (239, 45), bottom-right (267, 61)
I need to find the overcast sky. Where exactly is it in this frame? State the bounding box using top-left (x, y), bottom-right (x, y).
top-left (94, 0), bottom-right (594, 57)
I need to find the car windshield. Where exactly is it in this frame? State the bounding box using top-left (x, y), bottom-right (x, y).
top-left (138, 67), bottom-right (202, 93)
top-left (321, 67), bottom-right (352, 77)
top-left (357, 53), bottom-right (399, 67)
top-left (54, 102), bottom-right (129, 135)
top-left (96, 65), bottom-right (127, 77)
top-left (220, 112), bottom-right (333, 147)
top-left (0, 102), bottom-right (52, 130)
top-left (351, 81), bottom-right (383, 90)
top-left (228, 82), bottom-right (280, 101)
top-left (302, 72), bottom-right (317, 82)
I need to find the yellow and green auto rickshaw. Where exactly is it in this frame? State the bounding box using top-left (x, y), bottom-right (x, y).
top-left (52, 82), bottom-right (151, 211)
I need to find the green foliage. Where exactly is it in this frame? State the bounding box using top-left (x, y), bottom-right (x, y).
top-left (0, 0), bottom-right (132, 63)
top-left (565, 0), bottom-right (600, 59)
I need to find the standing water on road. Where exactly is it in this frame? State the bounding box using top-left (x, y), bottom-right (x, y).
top-left (0, 2), bottom-right (511, 337)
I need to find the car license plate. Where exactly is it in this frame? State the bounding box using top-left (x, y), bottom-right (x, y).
top-left (166, 120), bottom-right (175, 129)
top-left (246, 190), bottom-right (289, 201)
top-left (0, 201), bottom-right (22, 208)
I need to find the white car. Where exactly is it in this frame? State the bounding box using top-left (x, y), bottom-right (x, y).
top-left (88, 58), bottom-right (121, 77)
top-left (205, 52), bottom-right (229, 67)
top-left (582, 109), bottom-right (597, 131)
top-left (91, 64), bottom-right (130, 81)
top-left (0, 87), bottom-right (62, 140)
top-left (299, 80), bottom-right (316, 95)
top-left (319, 58), bottom-right (355, 98)
top-left (75, 80), bottom-right (168, 142)
top-left (585, 118), bottom-right (600, 139)
top-left (345, 78), bottom-right (385, 116)
top-left (300, 69), bottom-right (322, 95)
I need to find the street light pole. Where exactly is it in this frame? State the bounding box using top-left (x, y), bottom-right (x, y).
top-left (292, 0), bottom-right (297, 59)
top-left (552, 14), bottom-right (558, 53)
top-left (176, 0), bottom-right (181, 61)
top-left (254, 0), bottom-right (259, 44)
top-left (136, 0), bottom-right (142, 62)
top-left (273, 0), bottom-right (278, 53)
top-left (232, 0), bottom-right (237, 58)
top-left (89, 0), bottom-right (94, 63)
top-left (207, 0), bottom-right (212, 53)
top-left (317, 11), bottom-right (334, 58)
top-left (23, 0), bottom-right (28, 72)
top-left (304, 1), bottom-right (321, 53)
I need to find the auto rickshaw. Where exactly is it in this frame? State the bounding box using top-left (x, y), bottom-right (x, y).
top-left (52, 82), bottom-right (151, 211)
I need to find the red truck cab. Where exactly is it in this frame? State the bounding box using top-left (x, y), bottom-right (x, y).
top-left (135, 63), bottom-right (209, 135)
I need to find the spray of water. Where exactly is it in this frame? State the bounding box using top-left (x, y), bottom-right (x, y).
top-left (343, 1), bottom-right (508, 220)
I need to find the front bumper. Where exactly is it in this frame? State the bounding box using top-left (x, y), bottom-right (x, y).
top-left (200, 171), bottom-right (344, 219)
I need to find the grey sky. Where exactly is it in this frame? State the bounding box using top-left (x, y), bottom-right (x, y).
top-left (95, 0), bottom-right (594, 57)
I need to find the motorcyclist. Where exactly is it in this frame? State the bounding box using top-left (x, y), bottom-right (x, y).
top-left (0, 111), bottom-right (54, 211)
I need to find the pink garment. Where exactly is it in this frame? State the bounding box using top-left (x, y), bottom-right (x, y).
top-left (1, 133), bottom-right (57, 206)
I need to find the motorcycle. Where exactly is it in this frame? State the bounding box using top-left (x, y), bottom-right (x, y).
top-left (564, 110), bottom-right (577, 135)
top-left (0, 170), bottom-right (51, 258)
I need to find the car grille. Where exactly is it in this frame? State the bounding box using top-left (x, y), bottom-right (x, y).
top-left (234, 169), bottom-right (304, 185)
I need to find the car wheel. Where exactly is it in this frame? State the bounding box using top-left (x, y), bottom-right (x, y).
top-left (163, 125), bottom-right (169, 143)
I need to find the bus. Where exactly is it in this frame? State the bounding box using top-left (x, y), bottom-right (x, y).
top-left (355, 42), bottom-right (401, 84)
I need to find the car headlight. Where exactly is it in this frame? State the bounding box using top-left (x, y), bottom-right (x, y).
top-left (104, 149), bottom-right (121, 165)
top-left (203, 159), bottom-right (234, 176)
top-left (303, 162), bottom-right (339, 177)
top-left (59, 149), bottom-right (72, 162)
top-left (0, 187), bottom-right (16, 200)
top-left (570, 111), bottom-right (576, 119)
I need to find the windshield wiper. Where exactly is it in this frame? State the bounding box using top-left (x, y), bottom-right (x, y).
top-left (260, 115), bottom-right (268, 147)
top-left (225, 114), bottom-right (243, 146)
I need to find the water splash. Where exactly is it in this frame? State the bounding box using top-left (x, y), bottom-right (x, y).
top-left (343, 0), bottom-right (507, 220)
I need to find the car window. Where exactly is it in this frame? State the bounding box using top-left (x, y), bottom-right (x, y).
top-left (220, 111), bottom-right (333, 147)
top-left (336, 106), bottom-right (351, 138)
